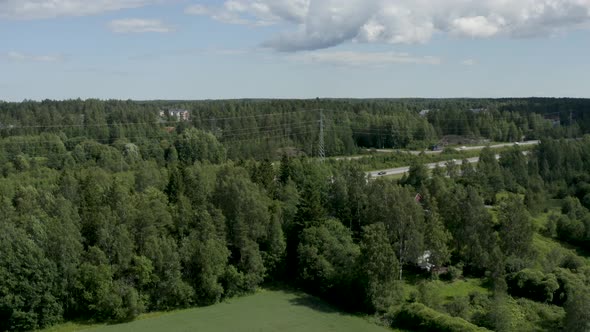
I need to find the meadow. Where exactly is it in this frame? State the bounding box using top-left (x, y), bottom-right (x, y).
top-left (43, 290), bottom-right (393, 332)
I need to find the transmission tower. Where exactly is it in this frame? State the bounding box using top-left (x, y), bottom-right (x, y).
top-left (318, 109), bottom-right (325, 162)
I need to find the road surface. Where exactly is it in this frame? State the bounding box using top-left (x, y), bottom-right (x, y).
top-left (335, 140), bottom-right (539, 161)
top-left (369, 140), bottom-right (539, 156)
top-left (367, 151), bottom-right (531, 178)
top-left (367, 157), bottom-right (479, 178)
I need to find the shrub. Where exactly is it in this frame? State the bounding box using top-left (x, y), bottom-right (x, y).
top-left (506, 269), bottom-right (559, 303)
top-left (441, 264), bottom-right (463, 281)
top-left (390, 303), bottom-right (490, 332)
top-left (444, 296), bottom-right (470, 320)
top-left (516, 298), bottom-right (564, 331)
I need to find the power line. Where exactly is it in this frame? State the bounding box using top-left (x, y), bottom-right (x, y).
top-left (318, 109), bottom-right (325, 162)
top-left (0, 109), bottom-right (320, 131)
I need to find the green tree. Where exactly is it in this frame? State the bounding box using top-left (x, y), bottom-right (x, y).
top-left (365, 181), bottom-right (425, 280)
top-left (175, 128), bottom-right (226, 164)
top-left (359, 223), bottom-right (402, 312)
top-left (74, 246), bottom-right (122, 321)
top-left (212, 166), bottom-right (272, 292)
top-left (421, 193), bottom-right (452, 268)
top-left (404, 160), bottom-right (429, 189)
top-left (564, 288), bottom-right (590, 332)
top-left (181, 209), bottom-right (229, 305)
top-left (477, 147), bottom-right (504, 203)
top-left (143, 236), bottom-right (194, 310)
top-left (298, 219), bottom-right (360, 304)
top-left (0, 223), bottom-right (62, 331)
top-left (497, 194), bottom-right (534, 258)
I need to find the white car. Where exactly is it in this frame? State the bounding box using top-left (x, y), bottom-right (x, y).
top-left (459, 146), bottom-right (467, 150)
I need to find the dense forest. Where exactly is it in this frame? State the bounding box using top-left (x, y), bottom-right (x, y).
top-left (1, 98), bottom-right (589, 331)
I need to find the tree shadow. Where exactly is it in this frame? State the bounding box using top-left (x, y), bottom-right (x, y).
top-left (263, 283), bottom-right (360, 315)
top-left (287, 293), bottom-right (340, 314)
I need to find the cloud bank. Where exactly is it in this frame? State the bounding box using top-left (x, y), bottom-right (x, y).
top-left (186, 0), bottom-right (590, 51)
top-left (0, 0), bottom-right (156, 19)
top-left (108, 19), bottom-right (173, 33)
top-left (289, 51), bottom-right (441, 66)
top-left (3, 51), bottom-right (64, 62)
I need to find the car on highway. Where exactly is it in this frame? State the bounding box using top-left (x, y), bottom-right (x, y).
top-left (459, 146), bottom-right (467, 150)
top-left (377, 171), bottom-right (387, 175)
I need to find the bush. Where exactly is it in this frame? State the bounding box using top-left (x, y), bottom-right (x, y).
top-left (560, 253), bottom-right (585, 272)
top-left (516, 298), bottom-right (564, 331)
top-left (441, 265), bottom-right (463, 281)
top-left (390, 303), bottom-right (490, 332)
top-left (506, 269), bottom-right (559, 303)
top-left (444, 296), bottom-right (470, 320)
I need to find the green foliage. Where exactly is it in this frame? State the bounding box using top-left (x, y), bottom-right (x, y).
top-left (1, 99), bottom-right (590, 331)
top-left (212, 166), bottom-right (273, 292)
top-left (564, 288), bottom-right (590, 332)
top-left (477, 147), bottom-right (504, 203)
top-left (175, 128), bottom-right (226, 165)
top-left (444, 296), bottom-right (471, 320)
top-left (497, 194), bottom-right (534, 258)
top-left (440, 185), bottom-right (499, 273)
top-left (390, 302), bottom-right (490, 332)
top-left (364, 180), bottom-right (425, 279)
top-left (359, 223), bottom-right (402, 312)
top-left (481, 295), bottom-right (530, 332)
top-left (506, 269), bottom-right (560, 303)
top-left (0, 222), bottom-right (62, 331)
top-left (297, 219), bottom-right (360, 305)
top-left (180, 211), bottom-right (229, 305)
top-left (403, 160), bottom-right (429, 189)
top-left (421, 193), bottom-right (452, 268)
top-left (516, 298), bottom-right (565, 331)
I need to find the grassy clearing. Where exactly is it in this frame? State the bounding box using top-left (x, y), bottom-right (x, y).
top-left (43, 290), bottom-right (393, 332)
top-left (402, 278), bottom-right (489, 305)
top-left (435, 279), bottom-right (490, 302)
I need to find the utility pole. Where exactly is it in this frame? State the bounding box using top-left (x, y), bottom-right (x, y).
top-left (318, 109), bottom-right (325, 162)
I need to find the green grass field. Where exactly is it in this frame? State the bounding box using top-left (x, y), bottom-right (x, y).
top-left (43, 290), bottom-right (393, 332)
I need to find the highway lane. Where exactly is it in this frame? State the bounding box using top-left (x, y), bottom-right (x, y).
top-left (367, 152), bottom-right (531, 178)
top-left (367, 140), bottom-right (539, 156)
top-left (336, 140), bottom-right (539, 161)
top-left (367, 157), bottom-right (478, 178)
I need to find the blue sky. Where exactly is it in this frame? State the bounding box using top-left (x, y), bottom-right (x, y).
top-left (1, 0), bottom-right (589, 101)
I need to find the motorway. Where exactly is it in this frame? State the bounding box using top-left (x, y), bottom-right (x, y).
top-left (367, 157), bottom-right (479, 178)
top-left (370, 140), bottom-right (540, 155)
top-left (366, 148), bottom-right (534, 178)
top-left (336, 140), bottom-right (539, 161)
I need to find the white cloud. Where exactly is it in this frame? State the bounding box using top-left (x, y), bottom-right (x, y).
top-left (451, 16), bottom-right (501, 38)
top-left (289, 50), bottom-right (441, 66)
top-left (185, 1), bottom-right (290, 26)
top-left (186, 0), bottom-right (590, 51)
top-left (108, 19), bottom-right (173, 33)
top-left (185, 4), bottom-right (210, 16)
top-left (0, 0), bottom-right (156, 19)
top-left (462, 59), bottom-right (477, 66)
top-left (4, 51), bottom-right (64, 62)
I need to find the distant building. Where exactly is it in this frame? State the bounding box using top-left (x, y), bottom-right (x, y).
top-left (419, 109), bottom-right (431, 117)
top-left (417, 250), bottom-right (434, 271)
top-left (469, 108), bottom-right (487, 114)
top-left (544, 115), bottom-right (561, 127)
top-left (160, 108), bottom-right (190, 121)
